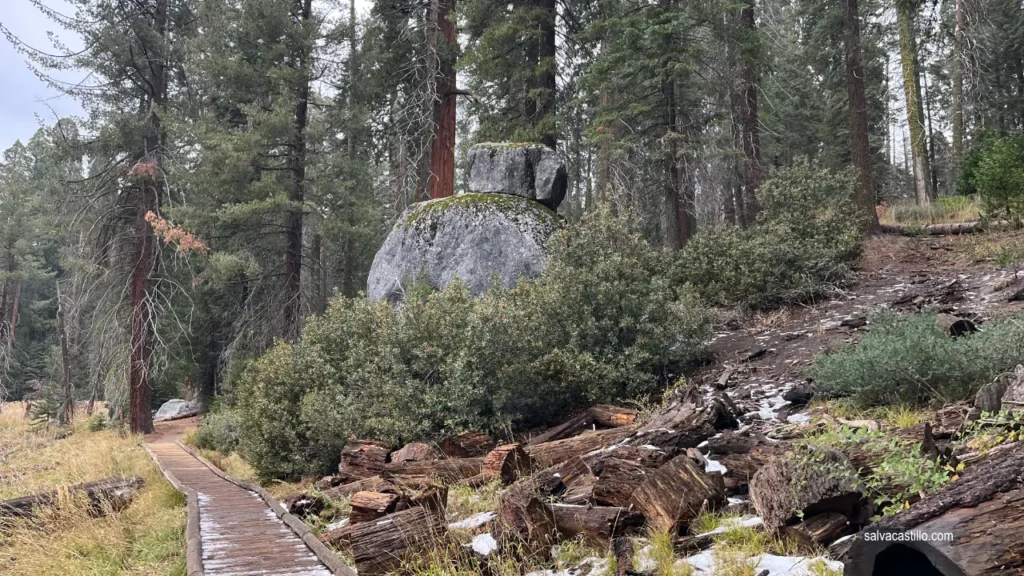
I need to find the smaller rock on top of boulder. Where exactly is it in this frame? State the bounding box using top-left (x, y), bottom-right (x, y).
top-left (467, 143), bottom-right (567, 210)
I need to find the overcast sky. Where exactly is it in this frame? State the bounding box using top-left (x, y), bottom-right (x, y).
top-left (0, 0), bottom-right (83, 152)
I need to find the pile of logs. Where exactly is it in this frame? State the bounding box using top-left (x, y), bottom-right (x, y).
top-left (307, 395), bottom-right (747, 574)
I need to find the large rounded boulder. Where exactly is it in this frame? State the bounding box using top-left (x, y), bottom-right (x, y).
top-left (367, 194), bottom-right (560, 302)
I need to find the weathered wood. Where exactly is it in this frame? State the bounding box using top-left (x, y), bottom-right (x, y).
top-left (749, 446), bottom-right (871, 531)
top-left (783, 512), bottom-right (850, 546)
top-left (381, 457), bottom-right (483, 486)
top-left (322, 475), bottom-right (392, 500)
top-left (339, 440), bottom-right (391, 481)
top-left (495, 477), bottom-right (559, 554)
top-left (613, 537), bottom-right (634, 576)
top-left (630, 454), bottom-right (726, 533)
top-left (627, 389), bottom-right (737, 452)
top-left (592, 458), bottom-right (649, 508)
top-left (527, 427), bottom-right (634, 468)
top-left (482, 443), bottom-right (534, 484)
top-left (528, 411), bottom-right (596, 446)
top-left (0, 476), bottom-right (144, 519)
top-left (440, 432), bottom-right (494, 458)
top-left (584, 444), bottom-right (673, 471)
top-left (408, 484), bottom-right (448, 516)
top-left (847, 443), bottom-right (1024, 576)
top-left (391, 442), bottom-right (438, 463)
top-left (319, 521), bottom-right (355, 546)
top-left (717, 442), bottom-right (791, 494)
top-left (550, 504), bottom-right (645, 544)
top-left (589, 405), bottom-right (639, 428)
top-left (348, 491), bottom-right (402, 524)
top-left (347, 507), bottom-right (446, 576)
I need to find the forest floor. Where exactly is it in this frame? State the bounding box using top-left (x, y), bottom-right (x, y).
top-left (695, 230), bottom-right (1024, 428)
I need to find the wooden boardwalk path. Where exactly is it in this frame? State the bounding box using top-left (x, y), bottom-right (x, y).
top-left (147, 434), bottom-right (336, 576)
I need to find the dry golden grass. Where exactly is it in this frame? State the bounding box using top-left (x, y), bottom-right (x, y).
top-left (0, 401), bottom-right (186, 576)
top-left (876, 196), bottom-right (981, 227)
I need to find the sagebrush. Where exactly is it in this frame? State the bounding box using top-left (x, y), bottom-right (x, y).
top-left (812, 310), bottom-right (1024, 407)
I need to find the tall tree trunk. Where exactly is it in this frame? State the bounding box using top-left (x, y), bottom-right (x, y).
top-left (427, 0), bottom-right (457, 199)
top-left (283, 0), bottom-right (313, 343)
top-left (7, 280), bottom-right (20, 350)
top-left (662, 73), bottom-right (682, 250)
top-left (737, 0), bottom-right (763, 224)
top-left (844, 0), bottom-right (880, 232)
top-left (128, 0), bottom-right (168, 436)
top-left (536, 0), bottom-right (557, 148)
top-left (897, 2), bottom-right (934, 205)
top-left (57, 283), bottom-right (73, 426)
top-left (924, 69), bottom-right (939, 195)
top-left (951, 0), bottom-right (965, 179)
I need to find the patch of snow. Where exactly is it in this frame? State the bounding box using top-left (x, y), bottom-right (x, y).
top-left (325, 518), bottom-right (349, 532)
top-left (470, 533), bottom-right (499, 556)
top-left (448, 511), bottom-right (496, 531)
top-left (683, 549), bottom-right (844, 575)
top-left (525, 556), bottom-right (610, 576)
top-left (727, 497), bottom-right (747, 506)
top-left (787, 413), bottom-right (812, 425)
top-left (704, 457), bottom-right (728, 474)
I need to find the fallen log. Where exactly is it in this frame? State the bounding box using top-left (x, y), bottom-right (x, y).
top-left (322, 475), bottom-right (392, 500)
top-left (526, 427), bottom-right (634, 468)
top-left (0, 476), bottom-right (144, 519)
top-left (550, 504), bottom-right (644, 544)
top-left (626, 389), bottom-right (737, 452)
top-left (482, 444), bottom-right (533, 484)
top-left (381, 457), bottom-right (483, 486)
top-left (528, 411), bottom-right (596, 446)
top-left (440, 432), bottom-right (494, 458)
top-left (592, 458), bottom-right (650, 508)
top-left (347, 507), bottom-right (446, 576)
top-left (630, 453), bottom-right (725, 533)
top-left (783, 511), bottom-right (850, 547)
top-left (348, 491), bottom-right (403, 524)
top-left (391, 442), bottom-right (438, 463)
top-left (846, 441), bottom-right (1024, 575)
top-left (338, 440), bottom-right (391, 481)
top-left (879, 221), bottom-right (1007, 236)
top-left (495, 475), bottom-right (560, 555)
top-left (589, 405), bottom-right (639, 428)
top-left (749, 446), bottom-right (872, 532)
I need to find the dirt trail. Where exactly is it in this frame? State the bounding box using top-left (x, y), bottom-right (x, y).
top-left (693, 233), bottom-right (1024, 426)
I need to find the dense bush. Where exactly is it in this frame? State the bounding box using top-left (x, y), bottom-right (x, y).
top-left (975, 134), bottom-right (1024, 221)
top-left (681, 160), bottom-right (864, 308)
top-left (191, 409), bottom-right (240, 455)
top-left (812, 310), bottom-right (1024, 407)
top-left (236, 207), bottom-right (714, 479)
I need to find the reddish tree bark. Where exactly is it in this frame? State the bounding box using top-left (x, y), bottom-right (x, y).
top-left (427, 0), bottom-right (457, 200)
top-left (844, 0), bottom-right (880, 232)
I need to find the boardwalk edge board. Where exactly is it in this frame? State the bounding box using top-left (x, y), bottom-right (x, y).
top-left (142, 444), bottom-right (205, 576)
top-left (175, 440), bottom-right (357, 576)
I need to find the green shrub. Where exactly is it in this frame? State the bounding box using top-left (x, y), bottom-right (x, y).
top-left (191, 409), bottom-right (240, 455)
top-left (975, 134), bottom-right (1024, 221)
top-left (681, 160), bottom-right (863, 308)
top-left (812, 311), bottom-right (1024, 407)
top-left (236, 207), bottom-right (714, 479)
